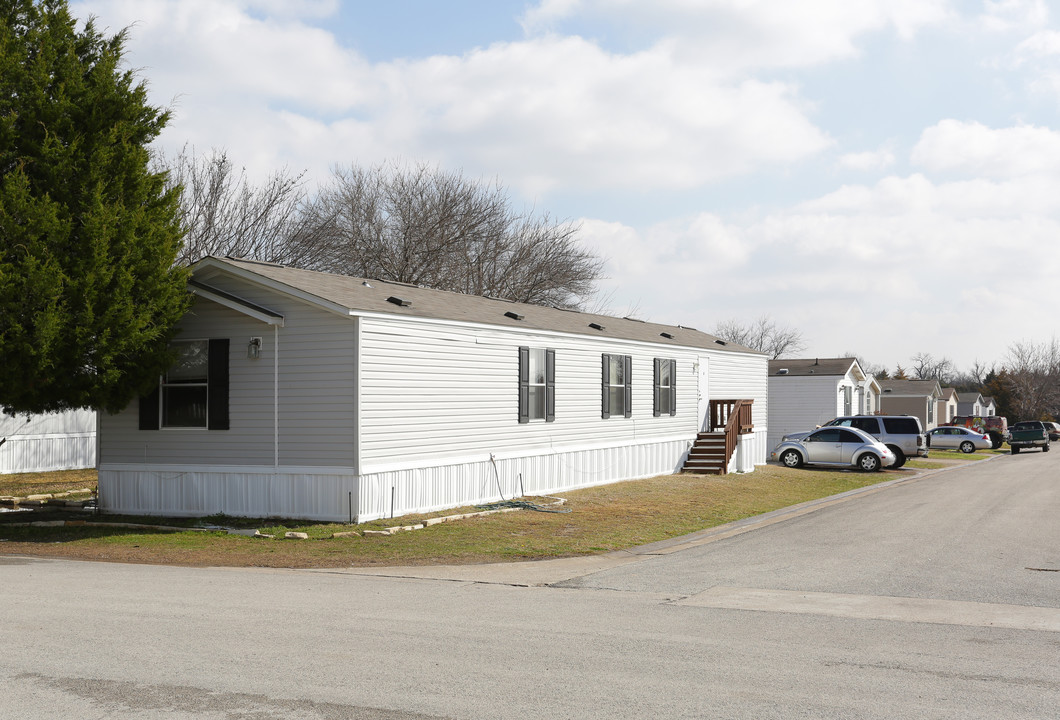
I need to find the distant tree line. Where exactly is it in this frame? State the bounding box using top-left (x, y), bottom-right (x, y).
top-left (713, 314), bottom-right (1060, 423)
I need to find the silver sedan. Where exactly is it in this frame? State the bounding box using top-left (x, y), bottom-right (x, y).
top-left (771, 426), bottom-right (896, 472)
top-left (925, 426), bottom-right (992, 453)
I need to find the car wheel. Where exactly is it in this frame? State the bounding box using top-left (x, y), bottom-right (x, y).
top-left (959, 441), bottom-right (975, 454)
top-left (1044, 443), bottom-right (1051, 453)
top-left (888, 446), bottom-right (906, 468)
top-left (989, 432), bottom-right (1003, 449)
top-left (780, 449), bottom-right (804, 468)
top-left (1011, 446), bottom-right (1020, 454)
top-left (857, 453), bottom-right (881, 472)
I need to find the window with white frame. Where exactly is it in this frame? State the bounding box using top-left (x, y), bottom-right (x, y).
top-left (518, 347), bottom-right (555, 422)
top-left (162, 340), bottom-right (209, 427)
top-left (653, 358), bottom-right (676, 417)
top-left (140, 338), bottom-right (230, 431)
top-left (601, 354), bottom-right (632, 419)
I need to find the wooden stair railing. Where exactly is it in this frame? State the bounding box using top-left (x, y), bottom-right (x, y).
top-left (681, 399), bottom-right (754, 475)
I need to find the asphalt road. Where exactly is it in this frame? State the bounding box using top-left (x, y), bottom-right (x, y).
top-left (2, 452), bottom-right (1059, 719)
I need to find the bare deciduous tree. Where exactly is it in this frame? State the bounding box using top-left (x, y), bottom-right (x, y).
top-left (160, 147), bottom-right (329, 267)
top-left (310, 162), bottom-right (603, 309)
top-left (910, 352), bottom-right (957, 386)
top-left (1004, 338), bottom-right (1060, 420)
top-left (712, 316), bottom-right (806, 359)
top-left (158, 153), bottom-right (604, 309)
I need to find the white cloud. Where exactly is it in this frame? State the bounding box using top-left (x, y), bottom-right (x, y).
top-left (979, 0), bottom-right (1049, 33)
top-left (838, 147), bottom-right (896, 171)
top-left (72, 0), bottom-right (834, 196)
top-left (1016, 29), bottom-right (1060, 57)
top-left (523, 0), bottom-right (953, 70)
top-left (911, 120), bottom-right (1060, 178)
top-left (581, 165), bottom-right (1060, 368)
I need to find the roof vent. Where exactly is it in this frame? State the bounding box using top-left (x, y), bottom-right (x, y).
top-left (660, 332), bottom-right (674, 339)
top-left (505, 311), bottom-right (525, 321)
top-left (589, 322), bottom-right (605, 331)
top-left (715, 339), bottom-right (727, 346)
top-left (776, 368), bottom-right (789, 375)
top-left (884, 388), bottom-right (893, 392)
top-left (362, 281), bottom-right (372, 288)
top-left (386, 296), bottom-right (411, 307)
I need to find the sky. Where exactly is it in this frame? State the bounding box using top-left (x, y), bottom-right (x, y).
top-left (69, 0), bottom-right (1060, 373)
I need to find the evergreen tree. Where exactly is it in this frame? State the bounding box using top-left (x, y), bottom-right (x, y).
top-left (0, 0), bottom-right (189, 414)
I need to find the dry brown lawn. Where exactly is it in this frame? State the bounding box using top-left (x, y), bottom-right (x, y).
top-left (0, 464), bottom-right (920, 568)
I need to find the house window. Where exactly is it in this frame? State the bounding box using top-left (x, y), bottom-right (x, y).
top-left (163, 340), bottom-right (209, 427)
top-left (518, 347), bottom-right (555, 423)
top-left (653, 358), bottom-right (677, 417)
top-left (927, 399), bottom-right (935, 424)
top-left (601, 354), bottom-right (632, 419)
top-left (139, 338), bottom-right (230, 431)
top-left (842, 386), bottom-right (852, 415)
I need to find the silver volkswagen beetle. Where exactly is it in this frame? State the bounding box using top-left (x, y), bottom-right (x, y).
top-left (771, 426), bottom-right (896, 472)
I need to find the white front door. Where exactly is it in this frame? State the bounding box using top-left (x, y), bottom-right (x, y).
top-left (697, 356), bottom-right (710, 431)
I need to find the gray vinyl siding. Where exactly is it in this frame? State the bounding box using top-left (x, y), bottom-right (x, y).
top-left (358, 317), bottom-right (706, 468)
top-left (100, 290), bottom-right (357, 468)
top-left (766, 375), bottom-right (842, 449)
top-left (879, 396), bottom-right (930, 429)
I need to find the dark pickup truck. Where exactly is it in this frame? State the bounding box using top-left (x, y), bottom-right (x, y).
top-left (1007, 421), bottom-right (1051, 454)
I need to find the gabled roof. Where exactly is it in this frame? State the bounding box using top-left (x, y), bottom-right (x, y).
top-left (768, 357), bottom-right (864, 379)
top-left (191, 257), bottom-right (763, 355)
top-left (939, 387), bottom-right (959, 401)
top-left (879, 379), bottom-right (943, 398)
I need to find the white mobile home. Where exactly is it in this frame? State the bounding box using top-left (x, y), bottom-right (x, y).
top-left (766, 358), bottom-right (878, 450)
top-left (99, 257), bottom-right (768, 522)
top-left (1, 409), bottom-right (96, 474)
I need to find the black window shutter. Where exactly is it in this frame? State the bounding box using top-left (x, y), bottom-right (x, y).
top-left (653, 358), bottom-right (662, 417)
top-left (669, 359), bottom-right (677, 416)
top-left (518, 346), bottom-right (530, 424)
top-left (545, 349), bottom-right (556, 422)
top-left (623, 355), bottom-right (632, 418)
top-left (207, 338), bottom-right (230, 430)
top-left (601, 354), bottom-right (610, 419)
top-left (139, 385), bottom-right (160, 430)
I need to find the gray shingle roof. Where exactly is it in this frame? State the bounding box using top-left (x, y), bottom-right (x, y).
top-left (879, 379), bottom-right (942, 397)
top-left (768, 357), bottom-right (859, 377)
top-left (195, 257), bottom-right (763, 355)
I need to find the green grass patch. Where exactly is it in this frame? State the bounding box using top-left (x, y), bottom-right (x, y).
top-left (0, 465), bottom-right (911, 568)
top-left (0, 469), bottom-right (96, 498)
top-left (925, 448), bottom-right (993, 461)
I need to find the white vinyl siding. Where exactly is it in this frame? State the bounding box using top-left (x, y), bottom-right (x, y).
top-left (99, 263), bottom-right (772, 521)
top-left (0, 409), bottom-right (96, 474)
top-left (357, 317), bottom-right (707, 470)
